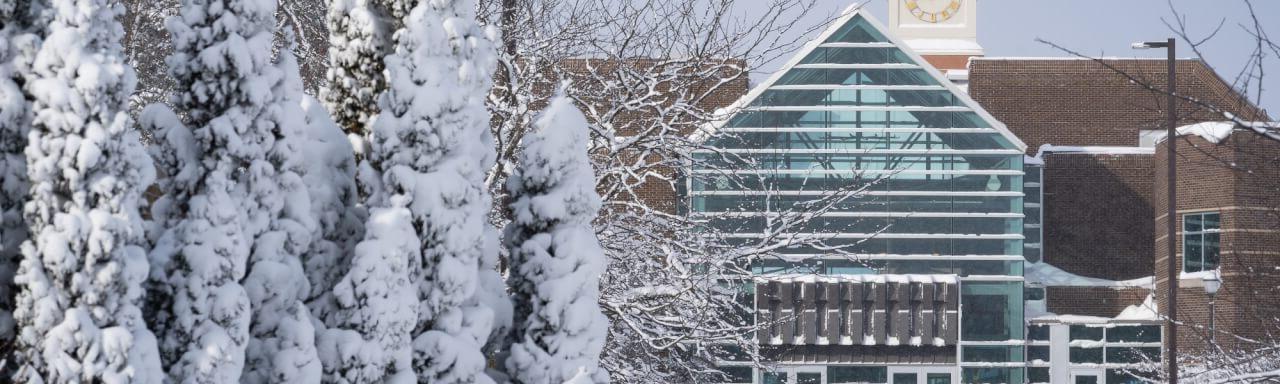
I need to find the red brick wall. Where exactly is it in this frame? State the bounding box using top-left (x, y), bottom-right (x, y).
top-left (1046, 287), bottom-right (1150, 318)
top-left (921, 55), bottom-right (977, 71)
top-left (1042, 153), bottom-right (1155, 280)
top-left (968, 59), bottom-right (1268, 155)
top-left (1153, 133), bottom-right (1280, 353)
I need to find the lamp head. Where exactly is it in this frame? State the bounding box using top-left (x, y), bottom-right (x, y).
top-left (1132, 41), bottom-right (1171, 50)
top-left (1203, 274), bottom-right (1222, 296)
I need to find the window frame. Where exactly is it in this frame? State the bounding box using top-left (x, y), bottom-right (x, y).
top-left (1182, 212), bottom-right (1222, 273)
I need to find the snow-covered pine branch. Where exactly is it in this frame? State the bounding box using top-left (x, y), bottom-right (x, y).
top-left (320, 0), bottom-right (389, 135)
top-left (145, 0), bottom-right (291, 380)
top-left (504, 94), bottom-right (609, 384)
top-left (370, 0), bottom-right (504, 382)
top-left (241, 36), bottom-right (322, 384)
top-left (299, 90), bottom-right (363, 331)
top-left (0, 0), bottom-right (44, 359)
top-left (321, 0), bottom-right (507, 382)
top-left (9, 0), bottom-right (163, 380)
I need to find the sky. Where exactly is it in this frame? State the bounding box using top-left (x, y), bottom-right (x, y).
top-left (748, 0), bottom-right (1280, 115)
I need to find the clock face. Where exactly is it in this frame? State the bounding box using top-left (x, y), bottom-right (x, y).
top-left (904, 0), bottom-right (963, 24)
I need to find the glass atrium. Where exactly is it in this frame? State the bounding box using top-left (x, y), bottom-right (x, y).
top-left (691, 11), bottom-right (1028, 384)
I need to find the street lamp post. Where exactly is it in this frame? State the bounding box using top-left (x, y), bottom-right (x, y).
top-left (1133, 37), bottom-right (1178, 384)
top-left (1204, 274), bottom-right (1221, 347)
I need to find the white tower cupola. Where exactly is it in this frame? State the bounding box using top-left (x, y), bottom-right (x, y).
top-left (888, 0), bottom-right (983, 70)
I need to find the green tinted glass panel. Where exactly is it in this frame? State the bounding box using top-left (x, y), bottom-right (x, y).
top-left (1028, 345), bottom-right (1049, 362)
top-left (962, 368), bottom-right (1024, 384)
top-left (727, 111), bottom-right (991, 129)
top-left (762, 372), bottom-right (787, 384)
top-left (829, 366), bottom-right (887, 383)
top-left (1105, 347), bottom-right (1161, 363)
top-left (963, 346), bottom-right (1024, 362)
top-left (1070, 325), bottom-right (1103, 341)
top-left (1069, 347), bottom-right (1103, 363)
top-left (775, 68), bottom-right (940, 86)
top-left (961, 282), bottom-right (1024, 341)
top-left (738, 238), bottom-right (1020, 257)
top-left (753, 89), bottom-right (963, 107)
top-left (691, 195), bottom-right (1021, 215)
top-left (1107, 369), bottom-right (1154, 384)
top-left (1106, 325), bottom-right (1160, 342)
top-left (694, 175), bottom-right (1022, 194)
top-left (893, 373), bottom-right (917, 384)
top-left (704, 131), bottom-right (1011, 150)
top-left (753, 259), bottom-right (1020, 277)
top-left (1028, 325), bottom-right (1050, 341)
top-left (1028, 368), bottom-right (1050, 384)
top-left (720, 367), bottom-right (753, 383)
top-left (825, 16), bottom-right (888, 43)
top-left (797, 373), bottom-right (821, 384)
top-left (800, 47), bottom-right (914, 64)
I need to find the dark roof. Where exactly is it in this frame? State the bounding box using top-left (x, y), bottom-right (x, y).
top-left (764, 345), bottom-right (956, 365)
top-left (967, 58), bottom-right (1269, 154)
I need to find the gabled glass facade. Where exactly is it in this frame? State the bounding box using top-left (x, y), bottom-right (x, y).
top-left (692, 12), bottom-right (1026, 384)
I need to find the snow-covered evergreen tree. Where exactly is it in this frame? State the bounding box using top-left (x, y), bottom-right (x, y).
top-left (504, 94), bottom-right (609, 384)
top-left (145, 0), bottom-right (284, 380)
top-left (321, 0), bottom-right (507, 381)
top-left (318, 199), bottom-right (418, 383)
top-left (9, 0), bottom-right (163, 380)
top-left (0, 0), bottom-right (29, 349)
top-left (320, 0), bottom-right (389, 135)
top-left (0, 0), bottom-right (49, 353)
top-left (241, 38), bottom-right (322, 384)
top-left (299, 92), bottom-right (363, 329)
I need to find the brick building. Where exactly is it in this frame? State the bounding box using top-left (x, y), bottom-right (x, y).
top-left (685, 1), bottom-right (1276, 383)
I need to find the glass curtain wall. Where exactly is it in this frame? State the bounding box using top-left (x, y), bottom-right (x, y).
top-left (691, 13), bottom-right (1026, 383)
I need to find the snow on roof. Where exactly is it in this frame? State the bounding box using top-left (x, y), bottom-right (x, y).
top-left (754, 273), bottom-right (959, 285)
top-left (1025, 262), bottom-right (1153, 289)
top-left (1029, 314), bottom-right (1116, 325)
top-left (1035, 144), bottom-right (1155, 157)
top-left (1146, 121), bottom-right (1236, 145)
top-left (1149, 120), bottom-right (1280, 145)
top-left (1114, 294), bottom-right (1160, 321)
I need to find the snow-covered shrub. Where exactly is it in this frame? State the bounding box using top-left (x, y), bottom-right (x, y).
top-left (146, 0), bottom-right (293, 380)
top-left (241, 40), bottom-right (322, 384)
top-left (504, 94), bottom-right (609, 384)
top-left (321, 0), bottom-right (389, 135)
top-left (299, 93), bottom-right (363, 329)
top-left (0, 0), bottom-right (30, 351)
top-left (331, 0), bottom-right (507, 382)
top-left (10, 0), bottom-right (163, 380)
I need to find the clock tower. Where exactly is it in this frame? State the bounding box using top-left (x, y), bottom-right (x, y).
top-left (888, 0), bottom-right (982, 71)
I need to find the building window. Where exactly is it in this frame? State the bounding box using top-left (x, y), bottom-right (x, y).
top-left (1183, 212), bottom-right (1221, 273)
top-left (828, 366), bottom-right (887, 384)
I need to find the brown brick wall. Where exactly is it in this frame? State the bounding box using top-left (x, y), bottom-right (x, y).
top-left (969, 59), bottom-right (1269, 155)
top-left (1153, 132), bottom-right (1280, 353)
top-left (1042, 153), bottom-right (1155, 280)
top-left (1046, 287), bottom-right (1150, 318)
top-left (920, 55), bottom-right (977, 71)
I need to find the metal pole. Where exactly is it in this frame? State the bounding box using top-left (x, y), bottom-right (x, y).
top-left (1209, 295), bottom-right (1216, 347)
top-left (1166, 37), bottom-right (1180, 384)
